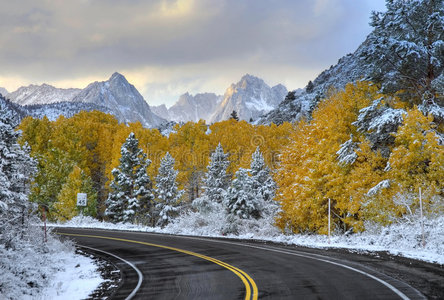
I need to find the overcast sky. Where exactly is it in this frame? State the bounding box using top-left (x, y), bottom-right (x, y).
top-left (0, 0), bottom-right (386, 107)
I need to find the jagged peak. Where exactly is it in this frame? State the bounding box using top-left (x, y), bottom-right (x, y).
top-left (239, 73), bottom-right (264, 84)
top-left (230, 74), bottom-right (267, 91)
top-left (16, 83), bottom-right (39, 90)
top-left (155, 103), bottom-right (167, 109)
top-left (109, 72), bottom-right (129, 85)
top-left (240, 73), bottom-right (259, 81)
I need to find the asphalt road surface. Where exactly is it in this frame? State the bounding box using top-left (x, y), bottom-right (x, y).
top-left (55, 228), bottom-right (429, 300)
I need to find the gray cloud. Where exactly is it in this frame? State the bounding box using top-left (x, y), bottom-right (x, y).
top-left (0, 0), bottom-right (386, 105)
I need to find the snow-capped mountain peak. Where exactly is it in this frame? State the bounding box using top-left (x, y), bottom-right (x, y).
top-left (209, 74), bottom-right (287, 123)
top-left (7, 83), bottom-right (81, 106)
top-left (72, 72), bottom-right (165, 128)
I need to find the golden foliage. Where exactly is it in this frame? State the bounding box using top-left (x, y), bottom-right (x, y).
top-left (19, 111), bottom-right (293, 220)
top-left (276, 82), bottom-right (384, 233)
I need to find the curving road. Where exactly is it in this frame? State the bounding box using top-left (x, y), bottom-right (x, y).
top-left (55, 228), bottom-right (427, 300)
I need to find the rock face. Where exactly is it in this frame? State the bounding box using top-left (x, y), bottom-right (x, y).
top-left (151, 104), bottom-right (170, 121)
top-left (71, 72), bottom-right (165, 128)
top-left (169, 93), bottom-right (222, 123)
top-left (6, 84), bottom-right (81, 106)
top-left (152, 93), bottom-right (221, 123)
top-left (209, 74), bottom-right (287, 123)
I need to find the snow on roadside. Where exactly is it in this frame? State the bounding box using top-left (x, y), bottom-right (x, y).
top-left (0, 227), bottom-right (104, 300)
top-left (52, 213), bottom-right (444, 265)
top-left (38, 248), bottom-right (103, 300)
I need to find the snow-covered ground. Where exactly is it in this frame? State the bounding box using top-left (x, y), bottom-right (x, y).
top-left (53, 212), bottom-right (444, 265)
top-left (0, 229), bottom-right (104, 300)
top-left (39, 248), bottom-right (103, 300)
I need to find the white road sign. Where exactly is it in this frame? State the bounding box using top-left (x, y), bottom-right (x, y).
top-left (77, 193), bottom-right (87, 206)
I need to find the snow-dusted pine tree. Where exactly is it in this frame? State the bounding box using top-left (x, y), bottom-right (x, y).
top-left (363, 0), bottom-right (444, 105)
top-left (202, 143), bottom-right (230, 204)
top-left (154, 152), bottom-right (184, 227)
top-left (105, 132), bottom-right (153, 224)
top-left (0, 98), bottom-right (36, 247)
top-left (224, 168), bottom-right (261, 219)
top-left (250, 147), bottom-right (276, 205)
top-left (353, 98), bottom-right (405, 156)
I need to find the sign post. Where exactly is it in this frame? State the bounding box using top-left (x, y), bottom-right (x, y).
top-left (41, 206), bottom-right (47, 243)
top-left (77, 193), bottom-right (87, 215)
top-left (419, 188), bottom-right (425, 248)
top-left (328, 198), bottom-right (331, 244)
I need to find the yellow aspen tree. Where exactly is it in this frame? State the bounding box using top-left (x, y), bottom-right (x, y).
top-left (54, 166), bottom-right (97, 221)
top-left (346, 140), bottom-right (387, 229)
top-left (384, 108), bottom-right (444, 218)
top-left (276, 82), bottom-right (381, 233)
top-left (169, 120), bottom-right (210, 201)
top-left (18, 116), bottom-right (53, 154)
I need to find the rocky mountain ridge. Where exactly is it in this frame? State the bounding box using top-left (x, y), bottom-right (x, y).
top-left (70, 72), bottom-right (164, 127)
top-left (3, 72), bottom-right (287, 126)
top-left (6, 84), bottom-right (81, 106)
top-left (4, 73), bottom-right (165, 128)
top-left (152, 92), bottom-right (222, 123)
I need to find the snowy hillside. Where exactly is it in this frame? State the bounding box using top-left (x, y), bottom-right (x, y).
top-left (0, 99), bottom-right (104, 300)
top-left (210, 74), bottom-right (287, 123)
top-left (259, 37), bottom-right (372, 125)
top-left (0, 94), bottom-right (27, 123)
top-left (71, 72), bottom-right (165, 128)
top-left (24, 102), bottom-right (113, 121)
top-left (7, 84), bottom-right (81, 106)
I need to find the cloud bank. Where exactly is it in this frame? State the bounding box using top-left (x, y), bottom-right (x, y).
top-left (0, 0), bottom-right (386, 106)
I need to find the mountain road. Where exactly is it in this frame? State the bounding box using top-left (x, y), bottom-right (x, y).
top-left (55, 228), bottom-right (441, 299)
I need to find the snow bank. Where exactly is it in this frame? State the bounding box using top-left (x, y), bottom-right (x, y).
top-left (39, 249), bottom-right (103, 300)
top-left (0, 226), bottom-right (104, 300)
top-left (54, 213), bottom-right (444, 265)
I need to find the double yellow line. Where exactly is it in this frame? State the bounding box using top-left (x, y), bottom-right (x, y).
top-left (58, 232), bottom-right (259, 300)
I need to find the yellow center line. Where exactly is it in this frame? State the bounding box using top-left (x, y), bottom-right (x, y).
top-left (58, 232), bottom-right (259, 300)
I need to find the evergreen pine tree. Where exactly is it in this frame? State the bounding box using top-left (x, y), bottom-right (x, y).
top-left (250, 147), bottom-right (276, 210)
top-left (224, 168), bottom-right (260, 219)
top-left (230, 110), bottom-right (239, 121)
top-left (283, 91), bottom-right (296, 104)
top-left (202, 143), bottom-right (230, 204)
top-left (0, 99), bottom-right (36, 246)
top-left (306, 80), bottom-right (314, 93)
top-left (363, 0), bottom-right (444, 105)
top-left (154, 152), bottom-right (184, 227)
top-left (105, 132), bottom-right (153, 223)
